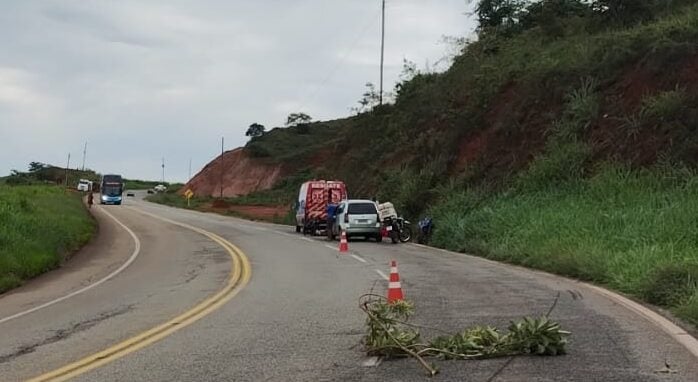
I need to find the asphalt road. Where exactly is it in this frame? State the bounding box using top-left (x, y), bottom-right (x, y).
top-left (1, 192), bottom-right (697, 381)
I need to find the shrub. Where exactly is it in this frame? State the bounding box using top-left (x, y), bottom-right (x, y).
top-left (642, 263), bottom-right (698, 307)
top-left (642, 86), bottom-right (686, 120)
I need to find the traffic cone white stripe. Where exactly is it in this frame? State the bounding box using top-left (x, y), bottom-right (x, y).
top-left (339, 230), bottom-right (349, 253)
top-left (387, 260), bottom-right (404, 303)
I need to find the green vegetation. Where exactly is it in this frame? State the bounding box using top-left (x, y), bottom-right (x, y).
top-left (360, 296), bottom-right (569, 377)
top-left (5, 161), bottom-right (181, 191)
top-left (0, 185), bottom-right (95, 293)
top-left (6, 162), bottom-right (101, 187)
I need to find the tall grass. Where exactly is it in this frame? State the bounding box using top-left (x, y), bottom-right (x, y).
top-left (430, 165), bottom-right (698, 326)
top-left (0, 185), bottom-right (95, 293)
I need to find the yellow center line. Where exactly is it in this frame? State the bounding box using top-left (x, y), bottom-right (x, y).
top-left (27, 208), bottom-right (252, 382)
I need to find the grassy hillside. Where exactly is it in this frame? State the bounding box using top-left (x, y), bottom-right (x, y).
top-left (248, 1), bottom-right (698, 202)
top-left (177, 1), bottom-right (698, 327)
top-left (430, 166), bottom-right (698, 327)
top-left (0, 185), bottom-right (95, 293)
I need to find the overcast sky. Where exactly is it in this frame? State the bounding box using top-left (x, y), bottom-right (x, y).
top-left (0, 1), bottom-right (476, 182)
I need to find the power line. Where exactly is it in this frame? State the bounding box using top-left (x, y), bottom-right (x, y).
top-left (295, 8), bottom-right (382, 114)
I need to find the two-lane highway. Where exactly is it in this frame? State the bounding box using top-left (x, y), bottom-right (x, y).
top-left (0, 199), bottom-right (234, 381)
top-left (2, 193), bottom-right (697, 381)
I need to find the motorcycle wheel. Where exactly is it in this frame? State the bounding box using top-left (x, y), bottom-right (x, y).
top-left (399, 228), bottom-right (411, 243)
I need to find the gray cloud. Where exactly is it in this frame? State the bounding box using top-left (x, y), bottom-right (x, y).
top-left (0, 1), bottom-right (476, 182)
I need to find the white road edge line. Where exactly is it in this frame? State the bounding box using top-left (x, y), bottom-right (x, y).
top-left (0, 206), bottom-right (141, 325)
top-left (324, 244), bottom-right (337, 251)
top-left (351, 254), bottom-right (367, 263)
top-left (375, 270), bottom-right (389, 281)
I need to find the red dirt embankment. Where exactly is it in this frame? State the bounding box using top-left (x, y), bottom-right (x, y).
top-left (184, 148), bottom-right (283, 198)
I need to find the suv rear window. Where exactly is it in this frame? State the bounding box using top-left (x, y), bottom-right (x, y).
top-left (347, 203), bottom-right (377, 215)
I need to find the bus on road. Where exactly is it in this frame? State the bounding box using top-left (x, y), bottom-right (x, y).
top-left (100, 174), bottom-right (124, 205)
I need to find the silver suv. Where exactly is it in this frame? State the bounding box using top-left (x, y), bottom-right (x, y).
top-left (328, 199), bottom-right (382, 242)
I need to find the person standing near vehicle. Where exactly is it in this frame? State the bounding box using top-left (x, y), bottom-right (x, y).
top-left (87, 192), bottom-right (94, 209)
top-left (326, 203), bottom-right (338, 240)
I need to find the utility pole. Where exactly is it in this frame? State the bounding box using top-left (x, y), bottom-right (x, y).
top-left (65, 153), bottom-right (71, 188)
top-left (161, 157), bottom-right (165, 183)
top-left (81, 141), bottom-right (87, 171)
top-left (219, 137), bottom-right (224, 199)
top-left (379, 0), bottom-right (386, 105)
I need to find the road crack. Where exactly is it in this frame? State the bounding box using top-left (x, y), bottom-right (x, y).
top-left (0, 305), bottom-right (133, 364)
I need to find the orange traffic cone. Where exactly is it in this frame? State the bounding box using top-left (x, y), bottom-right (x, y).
top-left (339, 230), bottom-right (349, 253)
top-left (387, 260), bottom-right (404, 303)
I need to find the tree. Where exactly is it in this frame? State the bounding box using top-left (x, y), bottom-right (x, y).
top-left (286, 112), bottom-right (312, 127)
top-left (518, 0), bottom-right (591, 37)
top-left (591, 0), bottom-right (655, 25)
top-left (351, 82), bottom-right (381, 115)
top-left (476, 0), bottom-right (525, 35)
top-left (28, 161), bottom-right (47, 173)
top-left (245, 123), bottom-right (266, 138)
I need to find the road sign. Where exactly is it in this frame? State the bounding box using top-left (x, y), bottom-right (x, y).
top-left (184, 189), bottom-right (194, 207)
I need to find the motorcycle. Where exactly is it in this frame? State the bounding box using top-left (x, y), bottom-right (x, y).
top-left (383, 216), bottom-right (412, 244)
top-left (417, 217), bottom-right (434, 244)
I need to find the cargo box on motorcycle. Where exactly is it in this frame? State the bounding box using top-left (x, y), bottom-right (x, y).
top-left (377, 202), bottom-right (397, 220)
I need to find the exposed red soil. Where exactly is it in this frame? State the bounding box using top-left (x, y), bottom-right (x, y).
top-left (590, 54), bottom-right (698, 166)
top-left (211, 199), bottom-right (230, 208)
top-left (308, 148), bottom-right (334, 168)
top-left (679, 53), bottom-right (698, 90)
top-left (454, 129), bottom-right (488, 172)
top-left (452, 81), bottom-right (553, 177)
top-left (183, 148), bottom-right (285, 198)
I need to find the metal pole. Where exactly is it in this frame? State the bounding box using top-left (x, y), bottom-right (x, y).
top-left (219, 137), bottom-right (224, 199)
top-left (81, 141), bottom-right (87, 171)
top-left (379, 0), bottom-right (385, 105)
top-left (161, 157), bottom-right (165, 183)
top-left (65, 153), bottom-right (71, 187)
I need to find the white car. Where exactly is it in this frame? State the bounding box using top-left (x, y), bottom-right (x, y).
top-left (77, 179), bottom-right (92, 192)
top-left (154, 184), bottom-right (167, 193)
